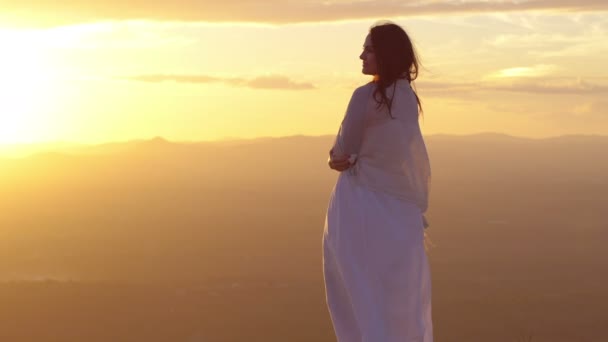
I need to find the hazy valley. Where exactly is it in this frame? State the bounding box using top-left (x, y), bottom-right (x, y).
top-left (0, 133), bottom-right (606, 342)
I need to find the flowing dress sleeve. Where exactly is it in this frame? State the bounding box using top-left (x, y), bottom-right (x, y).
top-left (330, 85), bottom-right (371, 163)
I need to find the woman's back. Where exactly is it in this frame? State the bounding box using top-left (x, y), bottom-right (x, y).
top-left (345, 78), bottom-right (431, 213)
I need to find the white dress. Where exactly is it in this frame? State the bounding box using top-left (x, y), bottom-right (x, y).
top-left (322, 78), bottom-right (433, 342)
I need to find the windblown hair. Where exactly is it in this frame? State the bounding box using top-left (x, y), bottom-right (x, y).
top-left (369, 21), bottom-right (423, 118)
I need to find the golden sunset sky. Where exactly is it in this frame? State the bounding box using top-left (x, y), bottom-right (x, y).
top-left (0, 0), bottom-right (607, 145)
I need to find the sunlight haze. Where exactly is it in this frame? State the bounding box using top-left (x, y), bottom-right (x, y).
top-left (0, 1), bottom-right (606, 146)
top-left (1, 2), bottom-right (607, 341)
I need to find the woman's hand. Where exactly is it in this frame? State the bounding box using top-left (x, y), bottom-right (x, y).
top-left (328, 155), bottom-right (352, 172)
top-left (327, 148), bottom-right (352, 172)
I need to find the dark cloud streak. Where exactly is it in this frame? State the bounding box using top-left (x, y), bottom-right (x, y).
top-left (488, 80), bottom-right (608, 95)
top-left (2, 0), bottom-right (607, 27)
top-left (417, 78), bottom-right (608, 96)
top-left (120, 73), bottom-right (316, 90)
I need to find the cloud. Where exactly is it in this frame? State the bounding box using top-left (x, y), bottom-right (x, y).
top-left (485, 25), bottom-right (608, 58)
top-left (417, 80), bottom-right (479, 93)
top-left (120, 73), bottom-right (316, 90)
top-left (418, 77), bottom-right (608, 96)
top-left (488, 78), bottom-right (608, 94)
top-left (537, 100), bottom-right (608, 124)
top-left (2, 0), bottom-right (608, 27)
top-left (124, 74), bottom-right (220, 83)
top-left (487, 64), bottom-right (559, 78)
top-left (244, 75), bottom-right (316, 90)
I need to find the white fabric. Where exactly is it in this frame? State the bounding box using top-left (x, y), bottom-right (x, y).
top-left (323, 79), bottom-right (433, 341)
top-left (330, 78), bottom-right (431, 224)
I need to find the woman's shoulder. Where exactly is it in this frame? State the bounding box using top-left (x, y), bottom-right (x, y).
top-left (360, 81), bottom-right (377, 91)
top-left (355, 79), bottom-right (411, 93)
top-left (352, 81), bottom-right (376, 99)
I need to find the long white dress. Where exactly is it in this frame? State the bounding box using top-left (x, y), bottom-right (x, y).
top-left (322, 78), bottom-right (433, 342)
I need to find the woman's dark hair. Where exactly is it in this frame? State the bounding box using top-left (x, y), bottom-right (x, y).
top-left (369, 21), bottom-right (422, 118)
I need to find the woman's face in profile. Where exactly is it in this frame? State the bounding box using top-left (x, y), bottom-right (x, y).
top-left (359, 34), bottom-right (378, 76)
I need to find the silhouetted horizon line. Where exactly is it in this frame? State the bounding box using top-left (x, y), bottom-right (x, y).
top-left (2, 131), bottom-right (608, 148)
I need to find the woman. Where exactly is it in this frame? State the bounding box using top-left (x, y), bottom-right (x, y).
top-left (322, 21), bottom-right (433, 342)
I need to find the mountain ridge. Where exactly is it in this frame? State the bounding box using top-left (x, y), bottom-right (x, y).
top-left (2, 132), bottom-right (608, 160)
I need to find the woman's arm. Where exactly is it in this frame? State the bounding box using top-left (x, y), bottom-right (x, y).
top-left (331, 85), bottom-right (371, 161)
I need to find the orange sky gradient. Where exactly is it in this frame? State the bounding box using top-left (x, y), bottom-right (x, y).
top-left (0, 0), bottom-right (607, 146)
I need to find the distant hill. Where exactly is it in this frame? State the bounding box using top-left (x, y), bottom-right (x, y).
top-left (1, 133), bottom-right (607, 184)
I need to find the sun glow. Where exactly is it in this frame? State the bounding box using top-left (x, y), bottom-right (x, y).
top-left (0, 29), bottom-right (61, 144)
top-left (488, 64), bottom-right (558, 79)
